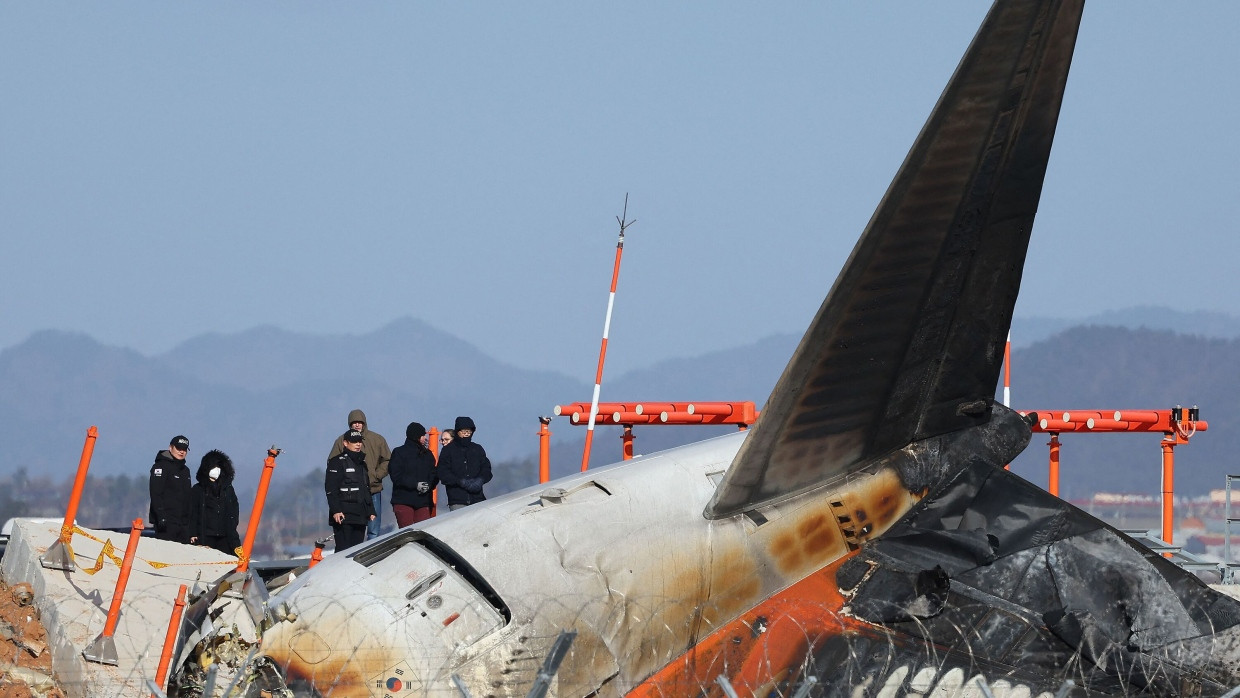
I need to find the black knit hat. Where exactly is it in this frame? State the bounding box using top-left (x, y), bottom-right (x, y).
top-left (454, 416), bottom-right (476, 432)
top-left (406, 422), bottom-right (426, 441)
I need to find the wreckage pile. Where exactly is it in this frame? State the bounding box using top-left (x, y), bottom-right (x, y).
top-left (0, 580), bottom-right (62, 698)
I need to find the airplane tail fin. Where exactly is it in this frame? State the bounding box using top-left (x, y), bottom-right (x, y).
top-left (707, 0), bottom-right (1085, 519)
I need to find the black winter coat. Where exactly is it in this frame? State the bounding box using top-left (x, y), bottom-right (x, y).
top-left (436, 437), bottom-right (492, 506)
top-left (149, 450), bottom-right (192, 536)
top-left (325, 450), bottom-right (376, 526)
top-left (389, 440), bottom-right (438, 509)
top-left (189, 450), bottom-right (242, 556)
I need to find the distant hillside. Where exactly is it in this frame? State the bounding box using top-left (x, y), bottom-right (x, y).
top-left (3, 314), bottom-right (1238, 507)
top-left (1005, 326), bottom-right (1239, 499)
top-left (1012, 305), bottom-right (1240, 347)
top-left (0, 320), bottom-right (588, 492)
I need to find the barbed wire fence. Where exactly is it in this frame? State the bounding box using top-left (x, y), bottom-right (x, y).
top-left (8, 577), bottom-right (1240, 697)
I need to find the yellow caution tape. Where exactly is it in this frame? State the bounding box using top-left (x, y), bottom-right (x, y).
top-left (69, 525), bottom-right (238, 572)
top-left (82, 539), bottom-right (120, 576)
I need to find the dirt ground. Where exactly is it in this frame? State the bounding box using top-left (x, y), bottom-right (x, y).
top-left (0, 580), bottom-right (64, 698)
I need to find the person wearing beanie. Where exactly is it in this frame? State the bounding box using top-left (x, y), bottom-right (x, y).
top-left (436, 416), bottom-right (492, 511)
top-left (388, 421), bottom-right (439, 527)
top-left (188, 449), bottom-right (242, 556)
top-left (149, 434), bottom-right (193, 544)
top-left (326, 409), bottom-right (391, 540)
top-left (325, 429), bottom-right (376, 552)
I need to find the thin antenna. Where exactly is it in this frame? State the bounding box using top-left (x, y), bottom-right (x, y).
top-left (581, 194), bottom-right (635, 472)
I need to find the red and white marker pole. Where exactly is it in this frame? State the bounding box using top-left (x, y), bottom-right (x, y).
top-left (581, 197), bottom-right (633, 472)
top-left (1003, 331), bottom-right (1011, 408)
top-left (1003, 331), bottom-right (1012, 470)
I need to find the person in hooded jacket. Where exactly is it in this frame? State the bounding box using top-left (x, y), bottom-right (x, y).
top-left (188, 449), bottom-right (242, 556)
top-left (436, 416), bottom-right (492, 511)
top-left (388, 422), bottom-right (438, 527)
top-left (327, 409), bottom-right (391, 540)
top-left (325, 429), bottom-right (377, 552)
top-left (149, 435), bottom-right (193, 543)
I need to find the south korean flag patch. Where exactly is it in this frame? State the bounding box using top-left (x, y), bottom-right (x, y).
top-left (369, 661), bottom-right (418, 696)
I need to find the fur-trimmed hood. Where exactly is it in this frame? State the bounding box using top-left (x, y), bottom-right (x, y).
top-left (195, 449), bottom-right (235, 485)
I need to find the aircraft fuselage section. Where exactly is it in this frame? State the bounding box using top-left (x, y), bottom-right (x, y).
top-left (257, 430), bottom-right (925, 696)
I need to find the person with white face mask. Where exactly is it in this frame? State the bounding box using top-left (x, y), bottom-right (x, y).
top-left (188, 449), bottom-right (242, 556)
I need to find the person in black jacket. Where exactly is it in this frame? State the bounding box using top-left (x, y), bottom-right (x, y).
top-left (325, 429), bottom-right (376, 552)
top-left (149, 435), bottom-right (193, 543)
top-left (188, 449), bottom-right (242, 556)
top-left (436, 416), bottom-right (492, 511)
top-left (389, 422), bottom-right (438, 527)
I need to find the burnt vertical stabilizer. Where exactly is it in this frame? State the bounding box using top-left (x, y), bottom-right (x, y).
top-left (708, 0), bottom-right (1085, 519)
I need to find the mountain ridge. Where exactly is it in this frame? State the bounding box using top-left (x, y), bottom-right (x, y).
top-left (2, 307), bottom-right (1237, 500)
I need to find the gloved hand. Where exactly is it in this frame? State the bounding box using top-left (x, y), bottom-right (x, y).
top-left (416, 481), bottom-right (430, 494)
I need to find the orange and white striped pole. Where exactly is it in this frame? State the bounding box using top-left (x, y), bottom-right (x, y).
top-left (1003, 331), bottom-right (1012, 471)
top-left (581, 196), bottom-right (634, 472)
top-left (1003, 331), bottom-right (1011, 408)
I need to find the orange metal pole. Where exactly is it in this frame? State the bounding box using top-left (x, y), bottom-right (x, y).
top-left (428, 427), bottom-right (440, 515)
top-left (102, 519), bottom-right (143, 638)
top-left (1161, 439), bottom-right (1175, 547)
top-left (1114, 410), bottom-right (1163, 424)
top-left (42, 425), bottom-right (99, 571)
top-left (62, 425), bottom-right (98, 543)
top-left (309, 541), bottom-right (325, 568)
top-left (685, 403), bottom-right (736, 416)
top-left (1047, 433), bottom-right (1060, 497)
top-left (622, 425), bottom-right (634, 460)
top-left (154, 584), bottom-right (188, 693)
top-left (236, 447), bottom-right (280, 572)
top-left (538, 418), bottom-right (552, 483)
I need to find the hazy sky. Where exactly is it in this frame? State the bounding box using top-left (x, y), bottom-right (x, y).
top-left (3, 4), bottom-right (1238, 380)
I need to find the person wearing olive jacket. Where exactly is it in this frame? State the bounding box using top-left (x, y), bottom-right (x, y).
top-left (389, 422), bottom-right (438, 527)
top-left (436, 416), bottom-right (492, 511)
top-left (326, 409), bottom-right (391, 540)
top-left (325, 429), bottom-right (376, 552)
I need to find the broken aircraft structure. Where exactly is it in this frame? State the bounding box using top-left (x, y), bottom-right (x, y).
top-left (171, 0), bottom-right (1240, 695)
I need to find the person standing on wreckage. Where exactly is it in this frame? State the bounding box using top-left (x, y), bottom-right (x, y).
top-left (436, 416), bottom-right (491, 511)
top-left (325, 429), bottom-right (376, 552)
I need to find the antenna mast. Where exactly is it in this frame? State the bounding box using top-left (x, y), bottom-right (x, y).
top-left (581, 195), bottom-right (634, 472)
